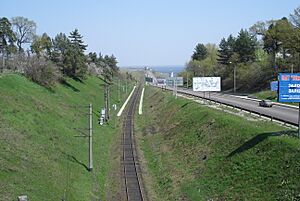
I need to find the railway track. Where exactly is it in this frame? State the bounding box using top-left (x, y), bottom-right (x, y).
top-left (122, 85), bottom-right (144, 201)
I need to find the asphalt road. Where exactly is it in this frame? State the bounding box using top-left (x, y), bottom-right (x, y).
top-left (168, 87), bottom-right (299, 126)
top-left (145, 70), bottom-right (158, 85)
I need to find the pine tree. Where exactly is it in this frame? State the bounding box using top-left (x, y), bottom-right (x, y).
top-left (51, 33), bottom-right (71, 73)
top-left (192, 43), bottom-right (207, 61)
top-left (234, 29), bottom-right (257, 63)
top-left (0, 17), bottom-right (16, 55)
top-left (217, 35), bottom-right (235, 65)
top-left (290, 6), bottom-right (300, 28)
top-left (63, 29), bottom-right (88, 78)
top-left (69, 29), bottom-right (87, 51)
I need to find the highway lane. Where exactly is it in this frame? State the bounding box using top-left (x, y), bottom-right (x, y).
top-left (145, 70), bottom-right (158, 85)
top-left (169, 87), bottom-right (299, 125)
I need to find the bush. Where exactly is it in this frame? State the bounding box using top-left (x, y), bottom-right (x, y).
top-left (24, 56), bottom-right (61, 87)
top-left (87, 62), bottom-right (102, 76)
top-left (3, 53), bottom-right (27, 73)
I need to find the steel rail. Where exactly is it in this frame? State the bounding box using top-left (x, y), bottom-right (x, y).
top-left (122, 85), bottom-right (144, 201)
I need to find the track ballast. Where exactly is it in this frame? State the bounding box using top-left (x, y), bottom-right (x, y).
top-left (122, 86), bottom-right (144, 201)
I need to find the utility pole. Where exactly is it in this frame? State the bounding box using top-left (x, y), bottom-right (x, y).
top-left (175, 77), bottom-right (178, 99)
top-left (298, 102), bottom-right (300, 138)
top-left (173, 79), bottom-right (175, 96)
top-left (229, 61), bottom-right (236, 94)
top-left (186, 73), bottom-right (188, 89)
top-left (234, 66), bottom-right (236, 94)
top-left (118, 79), bottom-right (120, 102)
top-left (88, 103), bottom-right (93, 171)
top-left (107, 85), bottom-right (110, 120)
top-left (104, 84), bottom-right (106, 121)
top-left (1, 50), bottom-right (5, 73)
top-left (104, 84), bottom-right (108, 122)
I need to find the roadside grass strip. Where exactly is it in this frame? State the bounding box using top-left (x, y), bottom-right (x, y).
top-left (137, 87), bottom-right (300, 201)
top-left (138, 87), bottom-right (145, 115)
top-left (117, 85), bottom-right (136, 116)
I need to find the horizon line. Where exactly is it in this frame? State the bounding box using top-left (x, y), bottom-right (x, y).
top-left (120, 64), bottom-right (185, 68)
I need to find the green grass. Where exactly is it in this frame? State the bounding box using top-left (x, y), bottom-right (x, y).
top-left (252, 90), bottom-right (277, 101)
top-left (252, 90), bottom-right (299, 106)
top-left (136, 86), bottom-right (300, 201)
top-left (0, 74), bottom-right (133, 200)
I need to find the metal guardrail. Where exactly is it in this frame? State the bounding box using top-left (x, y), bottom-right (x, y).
top-left (157, 86), bottom-right (298, 127)
top-left (232, 95), bottom-right (299, 109)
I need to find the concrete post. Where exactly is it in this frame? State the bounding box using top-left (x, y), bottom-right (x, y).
top-left (88, 103), bottom-right (93, 171)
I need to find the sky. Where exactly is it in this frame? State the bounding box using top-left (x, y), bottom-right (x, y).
top-left (1, 0), bottom-right (299, 67)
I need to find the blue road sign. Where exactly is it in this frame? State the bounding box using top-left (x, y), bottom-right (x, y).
top-left (278, 73), bottom-right (300, 102)
top-left (270, 81), bottom-right (278, 91)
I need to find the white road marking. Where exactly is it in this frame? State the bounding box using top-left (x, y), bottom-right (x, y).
top-left (117, 86), bottom-right (136, 117)
top-left (138, 87), bottom-right (145, 115)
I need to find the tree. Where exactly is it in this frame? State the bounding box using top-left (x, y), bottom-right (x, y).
top-left (88, 52), bottom-right (97, 63)
top-left (52, 33), bottom-right (70, 55)
top-left (234, 29), bottom-right (257, 63)
top-left (249, 20), bottom-right (277, 48)
top-left (105, 54), bottom-right (119, 75)
top-left (263, 18), bottom-right (294, 67)
top-left (0, 17), bottom-right (16, 55)
top-left (263, 23), bottom-right (280, 55)
top-left (192, 43), bottom-right (207, 61)
top-left (51, 33), bottom-right (70, 65)
top-left (205, 43), bottom-right (218, 62)
top-left (65, 46), bottom-right (86, 78)
top-left (69, 28), bottom-right (87, 51)
top-left (249, 20), bottom-right (276, 37)
top-left (101, 61), bottom-right (112, 82)
top-left (285, 26), bottom-right (300, 70)
top-left (86, 52), bottom-right (103, 75)
top-left (189, 41), bottom-right (217, 79)
top-left (59, 29), bottom-right (87, 78)
top-left (290, 6), bottom-right (300, 28)
top-left (185, 60), bottom-right (200, 76)
top-left (11, 16), bottom-right (36, 52)
top-left (195, 43), bottom-right (218, 76)
top-left (289, 28), bottom-right (300, 54)
top-left (50, 30), bottom-right (88, 78)
top-left (102, 55), bottom-right (117, 81)
top-left (31, 33), bottom-right (52, 58)
top-left (0, 17), bottom-right (16, 71)
top-left (217, 35), bottom-right (236, 65)
top-left (63, 45), bottom-right (87, 78)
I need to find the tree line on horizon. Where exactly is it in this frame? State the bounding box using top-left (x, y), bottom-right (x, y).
top-left (179, 5), bottom-right (300, 92)
top-left (0, 16), bottom-right (120, 87)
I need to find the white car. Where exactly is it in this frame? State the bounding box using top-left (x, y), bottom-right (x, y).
top-left (259, 100), bottom-right (274, 107)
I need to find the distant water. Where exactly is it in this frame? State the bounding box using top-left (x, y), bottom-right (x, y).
top-left (121, 65), bottom-right (185, 76)
top-left (150, 66), bottom-right (185, 76)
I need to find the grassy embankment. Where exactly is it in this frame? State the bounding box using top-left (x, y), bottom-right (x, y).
top-left (136, 86), bottom-right (300, 201)
top-left (252, 90), bottom-right (277, 101)
top-left (0, 74), bottom-right (133, 200)
top-left (252, 90), bottom-right (299, 106)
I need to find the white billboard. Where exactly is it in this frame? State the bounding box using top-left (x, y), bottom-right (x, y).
top-left (193, 77), bottom-right (221, 91)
